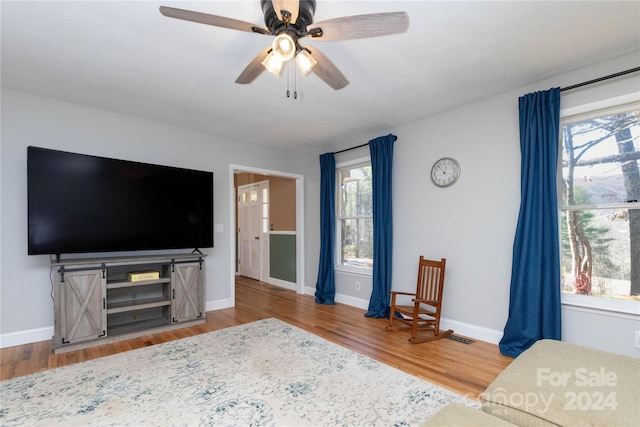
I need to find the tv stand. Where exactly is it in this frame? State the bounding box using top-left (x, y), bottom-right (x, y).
top-left (51, 253), bottom-right (205, 353)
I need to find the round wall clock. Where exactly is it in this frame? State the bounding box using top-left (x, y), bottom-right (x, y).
top-left (431, 157), bottom-right (461, 187)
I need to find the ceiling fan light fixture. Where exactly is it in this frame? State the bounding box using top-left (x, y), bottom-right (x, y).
top-left (261, 51), bottom-right (285, 76)
top-left (160, 3), bottom-right (409, 91)
top-left (272, 33), bottom-right (296, 61)
top-left (295, 49), bottom-right (317, 75)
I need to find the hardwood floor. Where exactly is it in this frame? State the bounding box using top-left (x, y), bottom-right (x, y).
top-left (1, 276), bottom-right (513, 400)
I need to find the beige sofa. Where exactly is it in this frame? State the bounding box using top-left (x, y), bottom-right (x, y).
top-left (425, 339), bottom-right (640, 426)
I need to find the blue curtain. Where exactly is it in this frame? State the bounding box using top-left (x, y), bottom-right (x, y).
top-left (315, 152), bottom-right (336, 304)
top-left (365, 134), bottom-right (396, 318)
top-left (499, 88), bottom-right (562, 358)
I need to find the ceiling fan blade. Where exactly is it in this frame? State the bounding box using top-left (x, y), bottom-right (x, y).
top-left (159, 6), bottom-right (269, 35)
top-left (272, 0), bottom-right (299, 24)
top-left (306, 46), bottom-right (349, 90)
top-left (309, 12), bottom-right (409, 41)
top-left (235, 47), bottom-right (272, 84)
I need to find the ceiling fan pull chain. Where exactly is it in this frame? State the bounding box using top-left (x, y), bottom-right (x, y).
top-left (294, 63), bottom-right (298, 99)
top-left (286, 60), bottom-right (291, 98)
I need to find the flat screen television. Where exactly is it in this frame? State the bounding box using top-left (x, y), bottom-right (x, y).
top-left (27, 146), bottom-right (214, 255)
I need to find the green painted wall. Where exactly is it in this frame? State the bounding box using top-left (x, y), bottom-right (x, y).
top-left (270, 234), bottom-right (296, 283)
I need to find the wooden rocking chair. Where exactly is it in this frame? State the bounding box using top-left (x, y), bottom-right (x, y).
top-left (386, 256), bottom-right (453, 343)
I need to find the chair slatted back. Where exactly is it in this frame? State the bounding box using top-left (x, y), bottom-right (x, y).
top-left (415, 257), bottom-right (446, 303)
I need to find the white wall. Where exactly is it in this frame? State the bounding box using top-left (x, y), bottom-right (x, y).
top-left (0, 89), bottom-right (304, 345)
top-left (304, 52), bottom-right (640, 357)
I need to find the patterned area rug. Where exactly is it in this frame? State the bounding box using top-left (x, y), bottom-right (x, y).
top-left (0, 318), bottom-right (477, 426)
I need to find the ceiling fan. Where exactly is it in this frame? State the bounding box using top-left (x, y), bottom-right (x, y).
top-left (159, 1), bottom-right (409, 90)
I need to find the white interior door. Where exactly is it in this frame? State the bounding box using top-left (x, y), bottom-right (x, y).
top-left (238, 183), bottom-right (262, 280)
top-left (259, 182), bottom-right (270, 281)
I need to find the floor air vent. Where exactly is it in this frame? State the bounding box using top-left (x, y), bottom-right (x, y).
top-left (446, 335), bottom-right (475, 345)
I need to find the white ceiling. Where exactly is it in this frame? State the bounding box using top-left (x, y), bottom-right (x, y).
top-left (2, 1), bottom-right (639, 153)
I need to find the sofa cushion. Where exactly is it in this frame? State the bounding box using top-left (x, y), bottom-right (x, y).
top-left (422, 403), bottom-right (517, 426)
top-left (482, 339), bottom-right (639, 426)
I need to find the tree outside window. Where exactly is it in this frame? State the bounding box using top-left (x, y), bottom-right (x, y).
top-left (337, 163), bottom-right (373, 269)
top-left (560, 107), bottom-right (639, 300)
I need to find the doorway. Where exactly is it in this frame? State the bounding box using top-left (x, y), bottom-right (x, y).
top-left (229, 165), bottom-right (305, 306)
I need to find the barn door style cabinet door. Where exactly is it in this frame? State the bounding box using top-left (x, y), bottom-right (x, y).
top-left (172, 260), bottom-right (204, 323)
top-left (54, 265), bottom-right (107, 346)
top-left (51, 254), bottom-right (205, 353)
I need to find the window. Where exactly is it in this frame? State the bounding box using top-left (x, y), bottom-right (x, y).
top-left (560, 104), bottom-right (640, 303)
top-left (337, 161), bottom-right (373, 271)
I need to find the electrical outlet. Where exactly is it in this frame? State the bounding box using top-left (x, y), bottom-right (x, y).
top-left (355, 282), bottom-right (361, 291)
top-left (635, 331), bottom-right (640, 349)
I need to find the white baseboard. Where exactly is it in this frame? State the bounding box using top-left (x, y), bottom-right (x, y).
top-left (267, 277), bottom-right (296, 292)
top-left (1, 298), bottom-right (232, 349)
top-left (205, 298), bottom-right (234, 312)
top-left (302, 287), bottom-right (370, 310)
top-left (438, 318), bottom-right (502, 344)
top-left (0, 326), bottom-right (53, 349)
top-left (335, 292), bottom-right (370, 310)
top-left (1, 297), bottom-right (502, 348)
top-left (314, 288), bottom-right (503, 345)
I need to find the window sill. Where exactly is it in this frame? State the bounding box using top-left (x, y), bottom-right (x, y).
top-left (335, 265), bottom-right (373, 278)
top-left (561, 293), bottom-right (640, 320)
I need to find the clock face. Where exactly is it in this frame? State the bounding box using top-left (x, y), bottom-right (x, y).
top-left (431, 157), bottom-right (461, 187)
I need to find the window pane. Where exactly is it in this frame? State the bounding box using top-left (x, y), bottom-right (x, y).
top-left (561, 208), bottom-right (636, 298)
top-left (337, 161), bottom-right (373, 270)
top-left (560, 108), bottom-right (640, 300)
top-left (340, 217), bottom-right (373, 268)
top-left (562, 111), bottom-right (640, 206)
top-left (340, 166), bottom-right (372, 217)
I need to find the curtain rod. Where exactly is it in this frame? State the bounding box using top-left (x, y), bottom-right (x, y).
top-left (335, 142), bottom-right (368, 154)
top-left (335, 134), bottom-right (398, 155)
top-left (333, 69), bottom-right (639, 155)
top-left (561, 67), bottom-right (640, 92)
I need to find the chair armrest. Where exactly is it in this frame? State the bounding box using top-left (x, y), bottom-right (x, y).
top-left (414, 298), bottom-right (438, 307)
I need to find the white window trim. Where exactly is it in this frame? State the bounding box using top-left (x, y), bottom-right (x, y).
top-left (562, 293), bottom-right (639, 318)
top-left (560, 93), bottom-right (639, 120)
top-left (335, 156), bottom-right (373, 276)
top-left (335, 265), bottom-right (373, 277)
top-left (558, 93), bottom-right (640, 318)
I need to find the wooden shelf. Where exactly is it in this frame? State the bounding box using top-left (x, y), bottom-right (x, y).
top-left (106, 278), bottom-right (171, 290)
top-left (107, 297), bottom-right (171, 314)
top-left (108, 317), bottom-right (172, 336)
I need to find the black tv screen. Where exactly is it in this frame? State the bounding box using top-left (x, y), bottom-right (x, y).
top-left (27, 146), bottom-right (214, 255)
